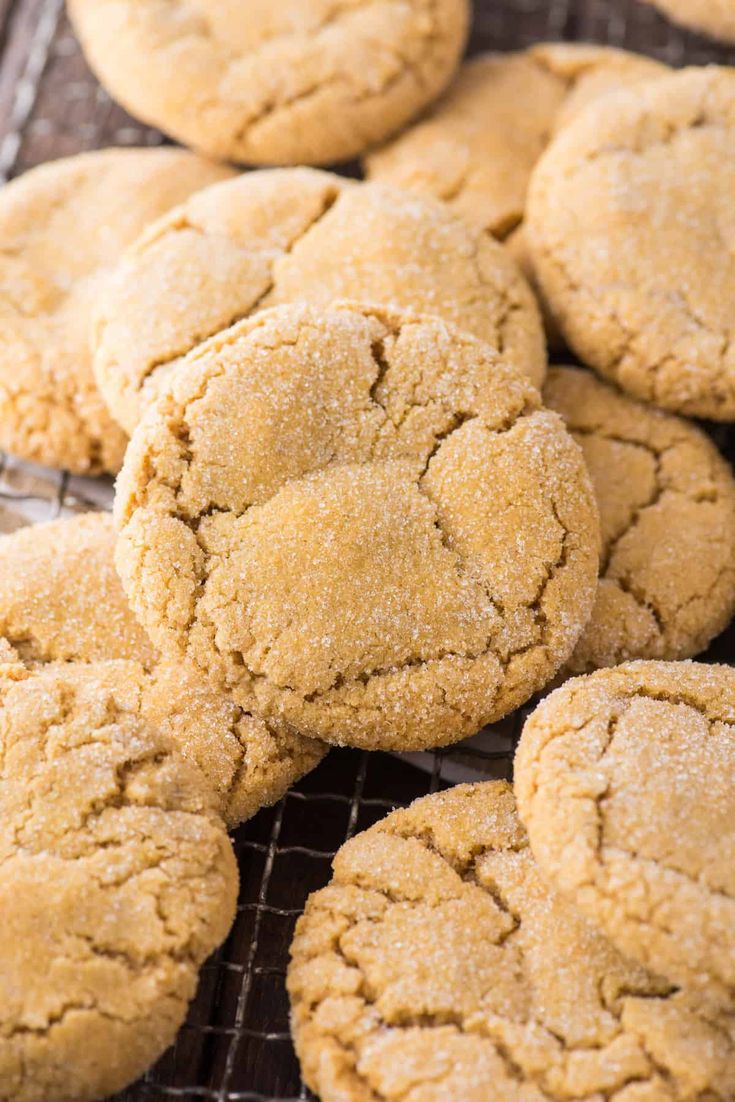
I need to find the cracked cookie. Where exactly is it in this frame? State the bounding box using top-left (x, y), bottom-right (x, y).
top-left (526, 66), bottom-right (735, 421)
top-left (93, 167), bottom-right (546, 434)
top-left (288, 780), bottom-right (735, 1101)
top-left (515, 661), bottom-right (735, 1008)
top-left (67, 0), bottom-right (469, 165)
top-left (365, 43), bottom-right (666, 238)
top-left (0, 661), bottom-right (238, 1102)
top-left (648, 1), bottom-right (735, 43)
top-left (0, 514), bottom-right (326, 827)
top-left (115, 301), bottom-right (599, 751)
top-left (0, 147), bottom-right (233, 474)
top-left (544, 367), bottom-right (735, 672)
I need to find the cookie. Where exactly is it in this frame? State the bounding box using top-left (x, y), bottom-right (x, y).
top-left (515, 661), bottom-right (735, 1007)
top-left (544, 367), bottom-right (735, 672)
top-left (0, 513), bottom-right (326, 827)
top-left (93, 168), bottom-right (546, 434)
top-left (365, 44), bottom-right (667, 237)
top-left (0, 147), bottom-right (233, 474)
top-left (115, 301), bottom-right (599, 752)
top-left (649, 0), bottom-right (735, 43)
top-left (0, 662), bottom-right (238, 1102)
top-left (527, 67), bottom-right (735, 421)
top-left (288, 780), bottom-right (735, 1101)
top-left (67, 0), bottom-right (469, 165)
top-left (0, 511), bottom-right (157, 666)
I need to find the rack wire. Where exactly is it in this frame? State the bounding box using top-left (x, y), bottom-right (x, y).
top-left (0, 1), bottom-right (734, 1098)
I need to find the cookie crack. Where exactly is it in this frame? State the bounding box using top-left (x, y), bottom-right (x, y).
top-left (668, 559), bottom-right (735, 621)
top-left (300, 417), bottom-right (572, 704)
top-left (466, 237), bottom-right (529, 355)
top-left (4, 999), bottom-right (134, 1041)
top-left (368, 336), bottom-right (392, 413)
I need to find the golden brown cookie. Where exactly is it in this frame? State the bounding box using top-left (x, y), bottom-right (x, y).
top-left (115, 302), bottom-right (599, 752)
top-left (515, 661), bottom-right (735, 1007)
top-left (0, 661), bottom-right (238, 1102)
top-left (0, 514), bottom-right (326, 827)
top-left (527, 67), bottom-right (735, 421)
top-left (0, 511), bottom-right (157, 666)
top-left (544, 367), bottom-right (735, 672)
top-left (0, 147), bottom-right (233, 473)
top-left (288, 780), bottom-right (735, 1101)
top-left (649, 0), bottom-right (735, 42)
top-left (67, 0), bottom-right (469, 165)
top-left (93, 168), bottom-right (546, 434)
top-left (365, 44), bottom-right (667, 237)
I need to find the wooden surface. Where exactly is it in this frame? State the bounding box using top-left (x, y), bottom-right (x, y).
top-left (0, 2), bottom-right (734, 1100)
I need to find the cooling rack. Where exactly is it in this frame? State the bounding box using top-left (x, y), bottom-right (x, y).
top-left (1, 1), bottom-right (734, 1098)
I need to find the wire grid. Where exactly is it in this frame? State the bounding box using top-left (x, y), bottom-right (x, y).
top-left (1, 0), bottom-right (735, 1098)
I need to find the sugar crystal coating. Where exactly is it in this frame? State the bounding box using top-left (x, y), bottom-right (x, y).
top-left (544, 366), bottom-right (735, 672)
top-left (0, 514), bottom-right (325, 827)
top-left (0, 662), bottom-right (238, 1102)
top-left (115, 302), bottom-right (599, 751)
top-left (527, 67), bottom-right (735, 420)
top-left (516, 661), bottom-right (735, 1006)
top-left (93, 168), bottom-right (546, 433)
top-left (366, 43), bottom-right (667, 236)
top-left (288, 781), bottom-right (735, 1101)
top-left (68, 0), bottom-right (469, 164)
top-left (0, 148), bottom-right (233, 473)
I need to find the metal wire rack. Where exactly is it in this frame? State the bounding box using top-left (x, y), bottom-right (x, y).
top-left (1, 0), bottom-right (735, 1098)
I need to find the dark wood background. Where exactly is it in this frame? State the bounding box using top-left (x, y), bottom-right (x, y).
top-left (0, 2), bottom-right (733, 1100)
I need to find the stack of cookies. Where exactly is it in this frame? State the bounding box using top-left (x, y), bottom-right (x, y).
top-left (1, 1), bottom-right (734, 1098)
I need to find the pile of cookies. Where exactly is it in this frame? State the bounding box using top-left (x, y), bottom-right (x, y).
top-left (1, 0), bottom-right (735, 1098)
top-left (290, 663), bottom-right (735, 1099)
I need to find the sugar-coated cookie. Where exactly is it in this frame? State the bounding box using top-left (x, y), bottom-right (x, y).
top-left (366, 43), bottom-right (666, 236)
top-left (68, 0), bottom-right (469, 165)
top-left (0, 514), bottom-right (326, 827)
top-left (93, 168), bottom-right (545, 433)
top-left (288, 781), bottom-right (735, 1101)
top-left (0, 662), bottom-right (238, 1102)
top-left (516, 661), bottom-right (735, 1006)
top-left (115, 302), bottom-right (598, 751)
top-left (527, 67), bottom-right (735, 420)
top-left (545, 367), bottom-right (735, 671)
top-left (0, 148), bottom-right (233, 473)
